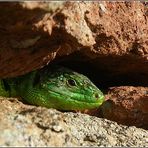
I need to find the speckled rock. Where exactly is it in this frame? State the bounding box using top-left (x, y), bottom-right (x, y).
top-left (64, 112), bottom-right (148, 147)
top-left (0, 97), bottom-right (147, 147)
top-left (0, 98), bottom-right (72, 147)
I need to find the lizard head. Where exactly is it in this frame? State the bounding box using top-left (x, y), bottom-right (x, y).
top-left (33, 66), bottom-right (105, 111)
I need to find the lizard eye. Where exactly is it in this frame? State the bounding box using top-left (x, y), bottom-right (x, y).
top-left (67, 79), bottom-right (77, 86)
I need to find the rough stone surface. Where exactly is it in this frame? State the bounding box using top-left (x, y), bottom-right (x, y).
top-left (0, 97), bottom-right (148, 147)
top-left (65, 112), bottom-right (148, 147)
top-left (0, 1), bottom-right (147, 147)
top-left (0, 2), bottom-right (147, 80)
top-left (0, 98), bottom-right (72, 147)
top-left (87, 86), bottom-right (148, 129)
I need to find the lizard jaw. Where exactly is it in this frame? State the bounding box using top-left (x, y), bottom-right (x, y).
top-left (46, 90), bottom-right (105, 110)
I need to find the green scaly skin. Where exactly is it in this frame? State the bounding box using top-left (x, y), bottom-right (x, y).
top-left (0, 66), bottom-right (104, 110)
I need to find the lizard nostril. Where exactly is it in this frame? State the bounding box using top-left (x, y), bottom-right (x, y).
top-left (95, 93), bottom-right (99, 99)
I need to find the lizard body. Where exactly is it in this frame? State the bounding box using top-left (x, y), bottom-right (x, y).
top-left (0, 66), bottom-right (104, 110)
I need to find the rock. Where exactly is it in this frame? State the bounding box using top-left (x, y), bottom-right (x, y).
top-left (0, 97), bottom-right (148, 147)
top-left (0, 1), bottom-right (147, 85)
top-left (65, 112), bottom-right (148, 147)
top-left (0, 1), bottom-right (147, 146)
top-left (100, 86), bottom-right (148, 129)
top-left (86, 86), bottom-right (148, 129)
top-left (0, 98), bottom-right (72, 147)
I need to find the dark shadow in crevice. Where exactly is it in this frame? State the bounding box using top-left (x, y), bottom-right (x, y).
top-left (50, 52), bottom-right (148, 92)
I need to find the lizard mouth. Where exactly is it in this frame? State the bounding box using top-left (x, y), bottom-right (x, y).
top-left (47, 89), bottom-right (104, 110)
top-left (48, 89), bottom-right (104, 103)
top-left (68, 95), bottom-right (104, 104)
top-left (60, 95), bottom-right (104, 110)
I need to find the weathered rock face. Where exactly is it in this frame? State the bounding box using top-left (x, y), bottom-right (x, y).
top-left (0, 98), bottom-right (71, 146)
top-left (0, 98), bottom-right (148, 147)
top-left (87, 86), bottom-right (148, 129)
top-left (0, 1), bottom-right (147, 146)
top-left (0, 2), bottom-right (147, 80)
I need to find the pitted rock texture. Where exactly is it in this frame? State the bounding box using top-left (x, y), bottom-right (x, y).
top-left (86, 86), bottom-right (148, 129)
top-left (0, 2), bottom-right (147, 146)
top-left (0, 1), bottom-right (147, 79)
top-left (0, 97), bottom-right (148, 147)
top-left (0, 98), bottom-right (71, 147)
top-left (64, 112), bottom-right (148, 147)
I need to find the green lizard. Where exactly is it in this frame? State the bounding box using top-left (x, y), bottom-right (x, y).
top-left (0, 66), bottom-right (104, 110)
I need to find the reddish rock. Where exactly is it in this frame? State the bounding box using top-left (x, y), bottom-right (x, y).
top-left (0, 2), bottom-right (147, 80)
top-left (0, 1), bottom-right (147, 129)
top-left (90, 86), bottom-right (148, 129)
